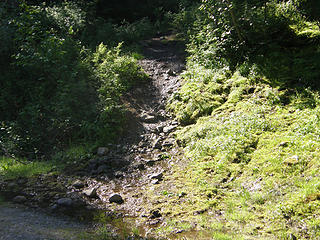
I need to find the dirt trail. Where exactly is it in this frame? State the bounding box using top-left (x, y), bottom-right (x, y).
top-left (0, 35), bottom-right (186, 239)
top-left (0, 203), bottom-right (90, 240)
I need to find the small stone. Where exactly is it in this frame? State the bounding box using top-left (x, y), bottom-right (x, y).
top-left (163, 125), bottom-right (177, 134)
top-left (166, 69), bottom-right (175, 76)
top-left (150, 209), bottom-right (162, 219)
top-left (162, 139), bottom-right (175, 147)
top-left (13, 195), bottom-right (27, 203)
top-left (145, 160), bottom-right (156, 166)
top-left (114, 171), bottom-right (123, 178)
top-left (83, 187), bottom-right (98, 198)
top-left (109, 194), bottom-right (124, 204)
top-left (150, 172), bottom-right (163, 180)
top-left (72, 180), bottom-right (84, 189)
top-left (137, 163), bottom-right (145, 170)
top-left (171, 120), bottom-right (178, 125)
top-left (143, 114), bottom-right (156, 123)
top-left (288, 233), bottom-right (297, 240)
top-left (151, 179), bottom-right (160, 184)
top-left (156, 125), bottom-right (164, 132)
top-left (152, 138), bottom-right (162, 149)
top-left (57, 198), bottom-right (73, 207)
top-left (97, 147), bottom-right (109, 156)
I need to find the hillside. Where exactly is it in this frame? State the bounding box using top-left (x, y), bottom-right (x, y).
top-left (1, 1), bottom-right (320, 239)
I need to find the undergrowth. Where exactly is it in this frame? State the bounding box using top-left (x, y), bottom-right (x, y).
top-left (0, 157), bottom-right (53, 180)
top-left (0, 1), bottom-right (149, 159)
top-left (164, 69), bottom-right (320, 239)
top-left (161, 1), bottom-right (320, 239)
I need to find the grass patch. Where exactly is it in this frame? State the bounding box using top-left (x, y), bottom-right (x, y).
top-left (0, 157), bottom-right (53, 180)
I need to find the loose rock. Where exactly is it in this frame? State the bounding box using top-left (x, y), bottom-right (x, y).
top-left (136, 163), bottom-right (145, 170)
top-left (146, 160), bottom-right (156, 166)
top-left (150, 209), bottom-right (162, 219)
top-left (150, 172), bottom-right (163, 180)
top-left (109, 194), bottom-right (124, 204)
top-left (83, 187), bottom-right (98, 198)
top-left (72, 180), bottom-right (84, 189)
top-left (166, 69), bottom-right (175, 76)
top-left (143, 114), bottom-right (157, 123)
top-left (178, 192), bottom-right (187, 198)
top-left (163, 125), bottom-right (177, 134)
top-left (279, 141), bottom-right (289, 147)
top-left (152, 138), bottom-right (162, 149)
top-left (162, 138), bottom-right (175, 147)
top-left (151, 179), bottom-right (160, 184)
top-left (284, 155), bottom-right (299, 166)
top-left (156, 125), bottom-right (164, 132)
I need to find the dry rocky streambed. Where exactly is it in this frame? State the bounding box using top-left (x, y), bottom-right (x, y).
top-left (0, 36), bottom-right (187, 239)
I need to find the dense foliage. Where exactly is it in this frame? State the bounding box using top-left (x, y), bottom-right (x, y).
top-left (0, 1), bottom-right (151, 158)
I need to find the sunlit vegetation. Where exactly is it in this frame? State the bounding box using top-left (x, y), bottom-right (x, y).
top-left (0, 157), bottom-right (53, 180)
top-left (159, 0), bottom-right (320, 239)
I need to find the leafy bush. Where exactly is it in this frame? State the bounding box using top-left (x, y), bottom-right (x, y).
top-left (45, 1), bottom-right (86, 36)
top-left (0, 2), bottom-right (148, 158)
top-left (91, 43), bottom-right (148, 143)
top-left (82, 17), bottom-right (156, 49)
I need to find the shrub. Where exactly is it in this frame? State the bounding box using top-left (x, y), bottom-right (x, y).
top-left (0, 2), bottom-right (148, 158)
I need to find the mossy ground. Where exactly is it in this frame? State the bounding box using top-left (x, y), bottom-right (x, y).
top-left (156, 47), bottom-right (320, 238)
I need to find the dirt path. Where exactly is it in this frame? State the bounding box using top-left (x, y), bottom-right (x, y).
top-left (0, 35), bottom-right (186, 239)
top-left (0, 203), bottom-right (90, 240)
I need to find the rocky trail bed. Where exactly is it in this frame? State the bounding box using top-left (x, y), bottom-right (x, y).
top-left (0, 35), bottom-right (186, 239)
